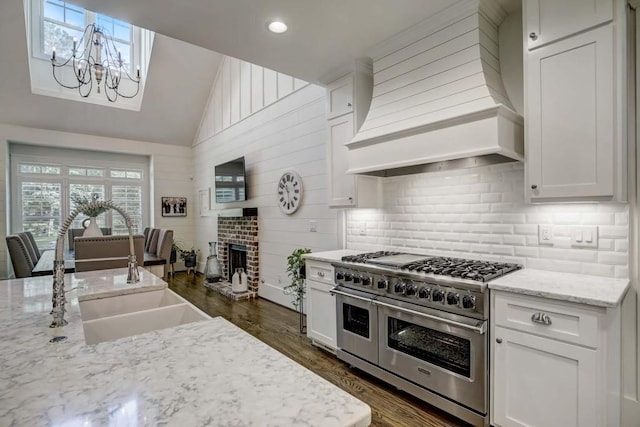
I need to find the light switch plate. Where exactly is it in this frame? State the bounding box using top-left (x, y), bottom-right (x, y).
top-left (538, 225), bottom-right (554, 245)
top-left (570, 226), bottom-right (598, 248)
top-left (309, 221), bottom-right (317, 232)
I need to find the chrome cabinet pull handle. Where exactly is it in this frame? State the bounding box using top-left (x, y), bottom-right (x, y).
top-left (531, 184), bottom-right (538, 190)
top-left (529, 32), bottom-right (538, 40)
top-left (496, 338), bottom-right (503, 344)
top-left (531, 312), bottom-right (552, 325)
top-left (317, 271), bottom-right (325, 277)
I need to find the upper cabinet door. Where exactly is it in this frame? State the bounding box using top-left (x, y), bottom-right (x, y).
top-left (526, 25), bottom-right (615, 201)
top-left (326, 75), bottom-right (354, 119)
top-left (525, 0), bottom-right (612, 50)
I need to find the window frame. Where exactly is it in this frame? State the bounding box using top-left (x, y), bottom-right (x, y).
top-left (31, 0), bottom-right (140, 74)
top-left (10, 151), bottom-right (150, 251)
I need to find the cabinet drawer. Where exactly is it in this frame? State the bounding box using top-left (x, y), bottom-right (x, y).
top-left (306, 260), bottom-right (335, 286)
top-left (493, 292), bottom-right (602, 348)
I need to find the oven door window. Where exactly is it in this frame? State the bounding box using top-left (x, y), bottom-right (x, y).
top-left (343, 303), bottom-right (370, 339)
top-left (388, 317), bottom-right (471, 377)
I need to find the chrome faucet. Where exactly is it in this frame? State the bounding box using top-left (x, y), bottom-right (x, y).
top-left (50, 200), bottom-right (140, 328)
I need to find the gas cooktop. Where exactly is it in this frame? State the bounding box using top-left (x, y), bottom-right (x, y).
top-left (333, 251), bottom-right (522, 318)
top-left (339, 251), bottom-right (520, 283)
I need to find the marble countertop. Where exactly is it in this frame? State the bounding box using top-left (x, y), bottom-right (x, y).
top-left (489, 268), bottom-right (630, 308)
top-left (0, 268), bottom-right (371, 426)
top-left (303, 249), bottom-right (361, 263)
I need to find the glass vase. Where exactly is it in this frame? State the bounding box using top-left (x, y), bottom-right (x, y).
top-left (204, 241), bottom-right (223, 283)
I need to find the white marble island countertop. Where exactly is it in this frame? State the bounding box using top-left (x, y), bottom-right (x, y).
top-left (0, 268), bottom-right (371, 426)
top-left (489, 268), bottom-right (630, 308)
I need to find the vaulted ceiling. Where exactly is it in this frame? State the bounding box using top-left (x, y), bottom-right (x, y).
top-left (0, 0), bottom-right (520, 147)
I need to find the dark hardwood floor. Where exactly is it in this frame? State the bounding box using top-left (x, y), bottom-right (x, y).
top-left (167, 272), bottom-right (467, 427)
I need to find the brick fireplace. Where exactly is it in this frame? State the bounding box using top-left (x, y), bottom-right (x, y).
top-left (217, 210), bottom-right (259, 294)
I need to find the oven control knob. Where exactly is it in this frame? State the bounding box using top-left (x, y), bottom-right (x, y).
top-left (447, 292), bottom-right (460, 306)
top-left (352, 275), bottom-right (362, 284)
top-left (361, 276), bottom-right (372, 286)
top-left (405, 283), bottom-right (417, 296)
top-left (344, 273), bottom-right (353, 282)
top-left (335, 272), bottom-right (344, 281)
top-left (462, 294), bottom-right (476, 309)
top-left (431, 289), bottom-right (445, 302)
top-left (377, 278), bottom-right (388, 289)
top-left (418, 287), bottom-right (431, 299)
top-left (394, 281), bottom-right (406, 294)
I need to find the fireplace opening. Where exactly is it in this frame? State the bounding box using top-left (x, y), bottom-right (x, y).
top-left (228, 243), bottom-right (247, 279)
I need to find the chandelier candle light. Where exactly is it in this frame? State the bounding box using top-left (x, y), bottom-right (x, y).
top-left (50, 23), bottom-right (141, 102)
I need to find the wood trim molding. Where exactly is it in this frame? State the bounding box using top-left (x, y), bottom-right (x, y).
top-left (630, 0), bottom-right (640, 10)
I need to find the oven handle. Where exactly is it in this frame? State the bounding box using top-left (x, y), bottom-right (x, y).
top-left (329, 288), bottom-right (375, 304)
top-left (372, 299), bottom-right (487, 335)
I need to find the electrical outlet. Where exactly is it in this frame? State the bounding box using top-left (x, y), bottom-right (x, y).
top-left (538, 225), bottom-right (554, 245)
top-left (358, 223), bottom-right (367, 236)
top-left (309, 221), bottom-right (317, 232)
top-left (570, 226), bottom-right (598, 248)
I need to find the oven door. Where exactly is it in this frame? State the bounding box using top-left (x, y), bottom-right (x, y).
top-left (375, 296), bottom-right (487, 414)
top-left (331, 287), bottom-right (378, 364)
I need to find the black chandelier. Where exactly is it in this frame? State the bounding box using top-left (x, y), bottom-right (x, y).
top-left (51, 23), bottom-right (141, 102)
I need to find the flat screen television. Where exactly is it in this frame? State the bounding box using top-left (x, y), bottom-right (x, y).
top-left (215, 156), bottom-right (247, 203)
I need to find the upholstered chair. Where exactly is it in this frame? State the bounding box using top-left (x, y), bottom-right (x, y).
top-left (6, 235), bottom-right (35, 278)
top-left (74, 235), bottom-right (144, 272)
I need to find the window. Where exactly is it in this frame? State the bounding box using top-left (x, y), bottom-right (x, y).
top-left (10, 145), bottom-right (149, 251)
top-left (36, 0), bottom-right (137, 73)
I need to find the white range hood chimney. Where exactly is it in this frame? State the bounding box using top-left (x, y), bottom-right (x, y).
top-left (347, 0), bottom-right (523, 176)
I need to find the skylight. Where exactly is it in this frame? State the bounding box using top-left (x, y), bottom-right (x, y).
top-left (24, 0), bottom-right (154, 110)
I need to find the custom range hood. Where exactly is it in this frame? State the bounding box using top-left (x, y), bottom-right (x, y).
top-left (346, 0), bottom-right (523, 177)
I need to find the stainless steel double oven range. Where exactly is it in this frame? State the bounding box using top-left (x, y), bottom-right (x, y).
top-left (331, 252), bottom-right (521, 427)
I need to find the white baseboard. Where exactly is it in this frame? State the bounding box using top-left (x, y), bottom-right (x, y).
top-left (258, 281), bottom-right (306, 314)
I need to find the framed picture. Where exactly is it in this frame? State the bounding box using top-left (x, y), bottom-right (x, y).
top-left (161, 197), bottom-right (187, 217)
top-left (199, 188), bottom-right (211, 217)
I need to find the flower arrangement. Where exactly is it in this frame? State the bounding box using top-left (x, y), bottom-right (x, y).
top-left (70, 193), bottom-right (108, 217)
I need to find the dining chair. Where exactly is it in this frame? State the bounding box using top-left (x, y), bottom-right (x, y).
top-left (74, 234), bottom-right (144, 272)
top-left (6, 234), bottom-right (35, 278)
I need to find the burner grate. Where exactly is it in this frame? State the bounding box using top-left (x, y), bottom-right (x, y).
top-left (402, 256), bottom-right (521, 282)
top-left (341, 251), bottom-right (403, 263)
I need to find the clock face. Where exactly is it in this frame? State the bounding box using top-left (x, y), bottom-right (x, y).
top-left (277, 171), bottom-right (303, 214)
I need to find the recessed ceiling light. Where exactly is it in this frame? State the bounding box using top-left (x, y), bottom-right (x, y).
top-left (267, 20), bottom-right (288, 34)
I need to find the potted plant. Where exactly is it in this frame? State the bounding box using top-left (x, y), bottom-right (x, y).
top-left (283, 248), bottom-right (312, 333)
top-left (178, 245), bottom-right (200, 273)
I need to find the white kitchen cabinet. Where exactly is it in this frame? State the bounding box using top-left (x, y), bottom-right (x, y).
top-left (327, 114), bottom-right (381, 208)
top-left (326, 65), bottom-right (382, 208)
top-left (524, 22), bottom-right (625, 202)
top-left (525, 0), bottom-right (612, 50)
top-left (326, 74), bottom-right (354, 120)
top-left (306, 260), bottom-right (337, 352)
top-left (491, 291), bottom-right (620, 427)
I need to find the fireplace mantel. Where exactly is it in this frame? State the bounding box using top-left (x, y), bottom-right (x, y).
top-left (218, 207), bottom-right (258, 218)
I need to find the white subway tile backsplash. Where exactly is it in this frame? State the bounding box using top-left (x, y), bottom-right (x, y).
top-left (346, 162), bottom-right (629, 279)
top-left (598, 252), bottom-right (628, 265)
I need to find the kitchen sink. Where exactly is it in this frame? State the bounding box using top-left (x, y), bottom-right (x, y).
top-left (79, 288), bottom-right (186, 321)
top-left (82, 303), bottom-right (210, 345)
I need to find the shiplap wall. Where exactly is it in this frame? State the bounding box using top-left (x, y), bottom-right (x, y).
top-left (0, 123), bottom-right (194, 278)
top-left (195, 57), bottom-right (307, 143)
top-left (192, 61), bottom-right (337, 309)
top-left (347, 162), bottom-right (628, 278)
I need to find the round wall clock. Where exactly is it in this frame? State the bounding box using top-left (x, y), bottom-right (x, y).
top-left (277, 170), bottom-right (303, 214)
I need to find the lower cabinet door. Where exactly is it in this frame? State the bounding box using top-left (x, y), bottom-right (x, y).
top-left (307, 279), bottom-right (337, 352)
top-left (493, 326), bottom-right (598, 427)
